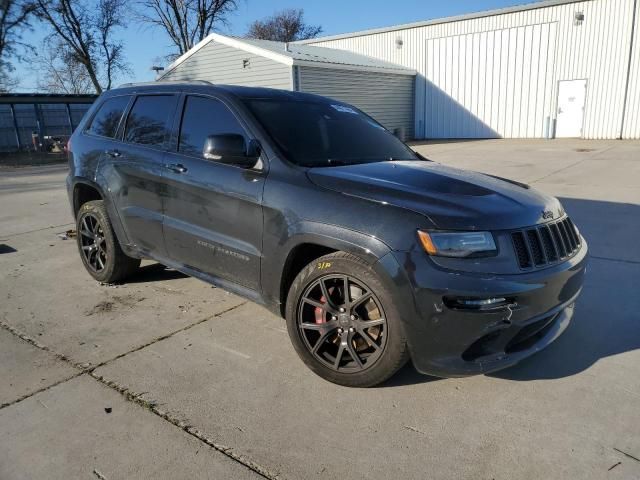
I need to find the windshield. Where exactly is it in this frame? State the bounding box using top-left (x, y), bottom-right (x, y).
top-left (244, 99), bottom-right (419, 167)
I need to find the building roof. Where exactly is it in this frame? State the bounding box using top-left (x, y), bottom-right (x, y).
top-left (298, 0), bottom-right (591, 44)
top-left (160, 33), bottom-right (416, 78)
top-left (0, 93), bottom-right (97, 104)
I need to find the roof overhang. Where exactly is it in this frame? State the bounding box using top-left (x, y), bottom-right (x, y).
top-left (160, 33), bottom-right (415, 79)
top-left (298, 0), bottom-right (592, 44)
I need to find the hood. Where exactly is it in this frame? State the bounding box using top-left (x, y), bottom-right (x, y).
top-left (306, 161), bottom-right (563, 231)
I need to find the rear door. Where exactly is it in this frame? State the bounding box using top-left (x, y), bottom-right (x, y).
top-left (100, 94), bottom-right (178, 258)
top-left (162, 94), bottom-right (265, 290)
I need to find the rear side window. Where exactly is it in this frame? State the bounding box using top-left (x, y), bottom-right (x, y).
top-left (124, 95), bottom-right (175, 147)
top-left (86, 96), bottom-right (130, 138)
top-left (178, 96), bottom-right (247, 157)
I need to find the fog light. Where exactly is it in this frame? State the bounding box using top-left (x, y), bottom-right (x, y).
top-left (459, 298), bottom-right (506, 307)
top-left (444, 296), bottom-right (509, 310)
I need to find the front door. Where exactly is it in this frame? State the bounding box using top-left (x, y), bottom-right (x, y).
top-left (162, 94), bottom-right (265, 290)
top-left (101, 94), bottom-right (178, 259)
top-left (556, 79), bottom-right (587, 138)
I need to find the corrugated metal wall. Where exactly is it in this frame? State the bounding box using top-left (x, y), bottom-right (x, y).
top-left (622, 0), bottom-right (640, 139)
top-left (297, 66), bottom-right (415, 138)
top-left (161, 41), bottom-right (292, 90)
top-left (309, 0), bottom-right (639, 140)
top-left (424, 23), bottom-right (558, 138)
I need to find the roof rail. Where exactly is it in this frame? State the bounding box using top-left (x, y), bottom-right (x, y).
top-left (117, 80), bottom-right (214, 88)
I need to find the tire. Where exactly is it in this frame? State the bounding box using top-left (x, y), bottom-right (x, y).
top-left (76, 200), bottom-right (140, 283)
top-left (285, 252), bottom-right (409, 387)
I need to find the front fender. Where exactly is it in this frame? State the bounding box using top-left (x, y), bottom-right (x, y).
top-left (261, 220), bottom-right (393, 313)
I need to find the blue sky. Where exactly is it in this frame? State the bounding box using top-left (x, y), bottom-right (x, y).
top-left (16, 0), bottom-right (538, 91)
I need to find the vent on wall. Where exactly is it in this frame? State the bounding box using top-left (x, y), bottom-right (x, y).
top-left (574, 11), bottom-right (585, 26)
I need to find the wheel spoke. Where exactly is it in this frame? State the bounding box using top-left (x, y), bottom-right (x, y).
top-left (97, 254), bottom-right (105, 270)
top-left (342, 276), bottom-right (350, 308)
top-left (351, 292), bottom-right (372, 310)
top-left (360, 318), bottom-right (385, 329)
top-left (300, 319), bottom-right (338, 332)
top-left (333, 343), bottom-right (345, 369)
top-left (357, 328), bottom-right (381, 351)
top-left (318, 279), bottom-right (338, 310)
top-left (312, 329), bottom-right (335, 354)
top-left (346, 338), bottom-right (364, 368)
top-left (303, 297), bottom-right (328, 311)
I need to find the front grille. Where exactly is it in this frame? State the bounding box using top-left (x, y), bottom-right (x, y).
top-left (511, 217), bottom-right (581, 269)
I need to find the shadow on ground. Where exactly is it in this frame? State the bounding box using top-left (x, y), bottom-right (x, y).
top-left (125, 263), bottom-right (188, 284)
top-left (492, 197), bottom-right (640, 381)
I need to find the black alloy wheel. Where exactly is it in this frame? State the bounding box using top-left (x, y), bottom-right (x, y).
top-left (76, 200), bottom-right (140, 283)
top-left (79, 213), bottom-right (108, 273)
top-left (297, 274), bottom-right (388, 372)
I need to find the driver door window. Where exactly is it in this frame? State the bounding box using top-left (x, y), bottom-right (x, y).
top-left (178, 96), bottom-right (248, 158)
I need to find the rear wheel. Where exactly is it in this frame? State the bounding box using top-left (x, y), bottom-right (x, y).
top-left (286, 252), bottom-right (409, 387)
top-left (76, 200), bottom-right (140, 283)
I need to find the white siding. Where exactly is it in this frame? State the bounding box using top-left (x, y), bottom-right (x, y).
top-left (298, 66), bottom-right (415, 138)
top-left (423, 23), bottom-right (557, 138)
top-left (161, 41), bottom-right (292, 90)
top-left (309, 0), bottom-right (638, 140)
top-left (622, 0), bottom-right (640, 139)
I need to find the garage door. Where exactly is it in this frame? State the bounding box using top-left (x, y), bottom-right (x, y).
top-left (424, 23), bottom-right (558, 139)
top-left (297, 66), bottom-right (415, 140)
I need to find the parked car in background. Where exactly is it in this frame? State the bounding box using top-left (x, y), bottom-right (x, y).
top-left (66, 82), bottom-right (587, 387)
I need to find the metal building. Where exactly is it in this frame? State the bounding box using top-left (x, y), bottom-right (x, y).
top-left (159, 34), bottom-right (417, 138)
top-left (303, 0), bottom-right (640, 140)
top-left (0, 94), bottom-right (96, 152)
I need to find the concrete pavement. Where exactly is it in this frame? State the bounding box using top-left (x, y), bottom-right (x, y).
top-left (1, 139), bottom-right (639, 479)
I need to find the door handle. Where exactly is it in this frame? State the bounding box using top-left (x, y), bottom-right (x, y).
top-left (105, 149), bottom-right (121, 158)
top-left (166, 163), bottom-right (188, 173)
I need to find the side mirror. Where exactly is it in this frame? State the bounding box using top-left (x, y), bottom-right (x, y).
top-left (203, 134), bottom-right (260, 168)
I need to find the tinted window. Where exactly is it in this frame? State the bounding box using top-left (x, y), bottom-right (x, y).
top-left (178, 96), bottom-right (247, 157)
top-left (124, 95), bottom-right (175, 147)
top-left (245, 99), bottom-right (417, 167)
top-left (87, 96), bottom-right (130, 138)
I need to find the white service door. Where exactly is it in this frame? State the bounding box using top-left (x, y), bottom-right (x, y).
top-left (556, 79), bottom-right (587, 138)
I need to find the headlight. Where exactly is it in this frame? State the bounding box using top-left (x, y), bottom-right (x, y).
top-left (417, 230), bottom-right (497, 258)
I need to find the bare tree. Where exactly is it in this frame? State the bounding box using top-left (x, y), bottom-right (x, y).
top-left (137, 0), bottom-right (239, 58)
top-left (33, 40), bottom-right (93, 93)
top-left (33, 0), bottom-right (129, 93)
top-left (0, 0), bottom-right (37, 91)
top-left (247, 9), bottom-right (322, 43)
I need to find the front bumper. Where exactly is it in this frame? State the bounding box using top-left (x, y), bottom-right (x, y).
top-left (380, 238), bottom-right (588, 378)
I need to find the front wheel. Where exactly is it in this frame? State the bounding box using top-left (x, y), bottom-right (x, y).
top-left (285, 252), bottom-right (409, 387)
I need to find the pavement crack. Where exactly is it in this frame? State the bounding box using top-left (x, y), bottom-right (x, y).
top-left (590, 255), bottom-right (640, 265)
top-left (529, 158), bottom-right (586, 184)
top-left (3, 222), bottom-right (75, 239)
top-left (1, 302), bottom-right (279, 478)
top-left (0, 319), bottom-right (86, 370)
top-left (86, 301), bottom-right (249, 372)
top-left (0, 371), bottom-right (85, 410)
top-left (88, 371), bottom-right (279, 480)
top-left (614, 447), bottom-right (640, 463)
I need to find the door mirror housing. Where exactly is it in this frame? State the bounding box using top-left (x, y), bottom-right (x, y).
top-left (203, 134), bottom-right (260, 168)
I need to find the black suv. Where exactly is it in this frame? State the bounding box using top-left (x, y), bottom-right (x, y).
top-left (67, 82), bottom-right (587, 387)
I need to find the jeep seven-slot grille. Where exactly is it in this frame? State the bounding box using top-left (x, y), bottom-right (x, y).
top-left (511, 217), bottom-right (581, 269)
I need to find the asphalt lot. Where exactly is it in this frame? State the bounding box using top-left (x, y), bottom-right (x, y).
top-left (1, 139), bottom-right (639, 479)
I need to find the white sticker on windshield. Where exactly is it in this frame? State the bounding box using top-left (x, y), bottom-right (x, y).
top-left (330, 104), bottom-right (358, 114)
